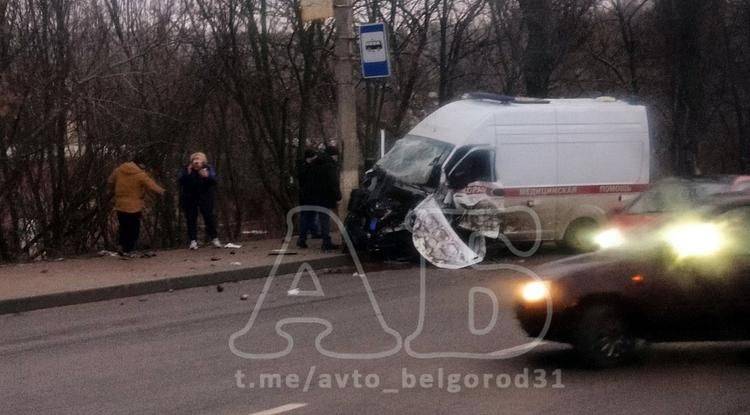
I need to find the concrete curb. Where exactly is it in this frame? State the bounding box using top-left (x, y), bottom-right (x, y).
top-left (0, 255), bottom-right (352, 315)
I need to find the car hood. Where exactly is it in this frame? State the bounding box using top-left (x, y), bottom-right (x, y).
top-left (408, 182), bottom-right (507, 269)
top-left (410, 194), bottom-right (486, 269)
top-left (534, 250), bottom-right (639, 282)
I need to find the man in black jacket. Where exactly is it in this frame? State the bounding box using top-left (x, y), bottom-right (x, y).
top-left (297, 149), bottom-right (318, 248)
top-left (179, 152), bottom-right (221, 249)
top-left (297, 147), bottom-right (341, 250)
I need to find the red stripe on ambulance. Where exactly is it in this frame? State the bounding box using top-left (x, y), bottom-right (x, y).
top-left (502, 184), bottom-right (648, 197)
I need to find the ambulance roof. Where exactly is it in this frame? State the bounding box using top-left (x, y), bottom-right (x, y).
top-left (407, 98), bottom-right (647, 147)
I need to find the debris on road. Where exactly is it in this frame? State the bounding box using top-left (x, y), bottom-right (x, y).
top-left (210, 256), bottom-right (221, 261)
top-left (230, 261), bottom-right (242, 266)
top-left (288, 288), bottom-right (300, 295)
top-left (242, 230), bottom-right (268, 236)
top-left (269, 249), bottom-right (297, 255)
top-left (216, 285), bottom-right (224, 292)
top-left (98, 250), bottom-right (119, 257)
top-left (240, 294), bottom-right (249, 300)
top-left (224, 243), bottom-right (242, 249)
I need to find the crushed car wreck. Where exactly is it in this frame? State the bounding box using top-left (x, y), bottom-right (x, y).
top-left (345, 93), bottom-right (651, 268)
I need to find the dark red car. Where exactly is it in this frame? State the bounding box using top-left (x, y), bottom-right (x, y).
top-left (611, 176), bottom-right (750, 231)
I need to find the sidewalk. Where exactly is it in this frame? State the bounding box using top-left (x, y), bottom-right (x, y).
top-left (0, 237), bottom-right (350, 314)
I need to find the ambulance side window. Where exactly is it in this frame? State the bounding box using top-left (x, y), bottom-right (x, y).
top-left (447, 149), bottom-right (494, 189)
top-left (444, 146), bottom-right (471, 174)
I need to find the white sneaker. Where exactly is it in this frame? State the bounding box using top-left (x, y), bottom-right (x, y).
top-left (211, 238), bottom-right (222, 248)
top-left (189, 240), bottom-right (198, 250)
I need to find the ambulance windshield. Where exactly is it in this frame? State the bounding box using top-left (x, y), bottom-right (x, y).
top-left (376, 135), bottom-right (453, 186)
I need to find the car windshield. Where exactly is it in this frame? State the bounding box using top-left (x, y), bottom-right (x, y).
top-left (626, 181), bottom-right (730, 214)
top-left (376, 135), bottom-right (453, 186)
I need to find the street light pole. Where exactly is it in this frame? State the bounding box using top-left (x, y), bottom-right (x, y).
top-left (333, 0), bottom-right (359, 219)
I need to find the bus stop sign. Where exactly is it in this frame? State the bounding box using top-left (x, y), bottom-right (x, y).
top-left (359, 23), bottom-right (391, 79)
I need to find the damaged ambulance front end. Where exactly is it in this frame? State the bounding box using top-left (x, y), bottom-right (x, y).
top-left (344, 135), bottom-right (510, 266)
top-left (344, 96), bottom-right (545, 268)
top-left (344, 135), bottom-right (452, 259)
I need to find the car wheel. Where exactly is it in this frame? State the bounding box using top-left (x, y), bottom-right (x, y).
top-left (508, 240), bottom-right (538, 253)
top-left (573, 304), bottom-right (635, 369)
top-left (562, 218), bottom-right (598, 252)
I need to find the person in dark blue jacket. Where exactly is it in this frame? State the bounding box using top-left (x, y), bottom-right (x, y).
top-left (179, 152), bottom-right (221, 249)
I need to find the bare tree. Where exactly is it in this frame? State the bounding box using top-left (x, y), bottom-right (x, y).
top-left (517, 0), bottom-right (595, 97)
top-left (656, 0), bottom-right (714, 174)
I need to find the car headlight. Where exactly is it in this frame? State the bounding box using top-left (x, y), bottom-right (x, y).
top-left (662, 222), bottom-right (724, 258)
top-left (520, 281), bottom-right (551, 303)
top-left (594, 228), bottom-right (625, 249)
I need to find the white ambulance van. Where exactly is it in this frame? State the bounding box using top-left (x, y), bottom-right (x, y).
top-left (407, 93), bottom-right (650, 250)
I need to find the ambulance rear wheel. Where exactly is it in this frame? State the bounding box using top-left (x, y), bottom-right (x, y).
top-left (562, 218), bottom-right (598, 252)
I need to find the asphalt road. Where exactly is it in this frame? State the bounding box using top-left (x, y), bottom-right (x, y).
top-left (3, 249), bottom-right (750, 415)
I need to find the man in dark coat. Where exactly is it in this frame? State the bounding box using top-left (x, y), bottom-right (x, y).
top-left (297, 147), bottom-right (341, 250)
top-left (179, 152), bottom-right (221, 249)
top-left (297, 149), bottom-right (318, 248)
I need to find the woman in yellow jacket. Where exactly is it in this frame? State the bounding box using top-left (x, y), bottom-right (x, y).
top-left (107, 156), bottom-right (165, 256)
